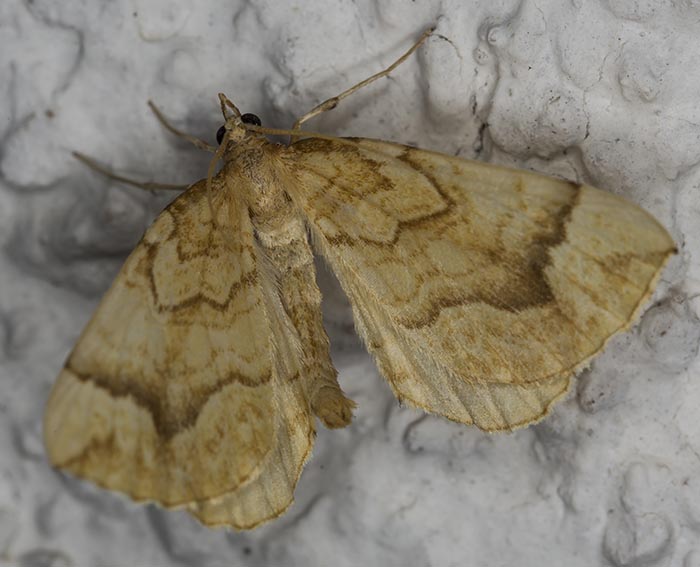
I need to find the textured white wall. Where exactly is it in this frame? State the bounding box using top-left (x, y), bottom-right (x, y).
top-left (1, 0), bottom-right (699, 565)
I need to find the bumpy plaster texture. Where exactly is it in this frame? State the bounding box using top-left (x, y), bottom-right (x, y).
top-left (1, 1), bottom-right (699, 565)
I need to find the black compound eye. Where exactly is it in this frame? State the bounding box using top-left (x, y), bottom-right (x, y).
top-left (216, 125), bottom-right (226, 144)
top-left (241, 113), bottom-right (262, 126)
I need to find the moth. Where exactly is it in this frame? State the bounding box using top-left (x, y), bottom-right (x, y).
top-left (43, 28), bottom-right (675, 530)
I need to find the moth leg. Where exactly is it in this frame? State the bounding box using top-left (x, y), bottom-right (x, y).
top-left (72, 152), bottom-right (189, 192)
top-left (147, 100), bottom-right (217, 153)
top-left (292, 25), bottom-right (435, 131)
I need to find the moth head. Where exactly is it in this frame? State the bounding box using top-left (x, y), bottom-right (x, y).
top-left (216, 113), bottom-right (263, 145)
top-left (216, 93), bottom-right (264, 146)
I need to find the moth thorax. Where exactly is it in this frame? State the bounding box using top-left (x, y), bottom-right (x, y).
top-left (226, 143), bottom-right (266, 171)
top-left (247, 183), bottom-right (294, 227)
top-left (250, 200), bottom-right (304, 246)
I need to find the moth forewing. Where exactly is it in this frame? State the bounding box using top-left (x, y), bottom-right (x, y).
top-left (278, 137), bottom-right (675, 431)
top-left (43, 175), bottom-right (318, 529)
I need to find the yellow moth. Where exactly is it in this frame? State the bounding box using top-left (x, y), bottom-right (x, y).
top-left (43, 28), bottom-right (675, 530)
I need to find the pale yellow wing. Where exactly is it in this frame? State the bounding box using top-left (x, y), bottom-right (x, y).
top-left (279, 137), bottom-right (675, 431)
top-left (184, 367), bottom-right (315, 529)
top-left (43, 177), bottom-right (315, 528)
